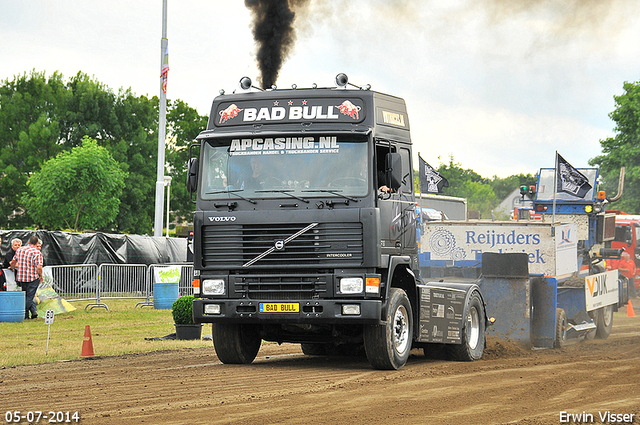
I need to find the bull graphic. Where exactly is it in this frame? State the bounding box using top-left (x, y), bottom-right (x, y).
top-left (219, 104), bottom-right (243, 124)
top-left (336, 100), bottom-right (361, 120)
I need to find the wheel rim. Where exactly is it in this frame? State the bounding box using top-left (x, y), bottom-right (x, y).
top-left (393, 305), bottom-right (410, 354)
top-left (602, 305), bottom-right (614, 327)
top-left (467, 306), bottom-right (480, 350)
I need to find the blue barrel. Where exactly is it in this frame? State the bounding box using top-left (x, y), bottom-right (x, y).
top-left (153, 282), bottom-right (179, 309)
top-left (0, 291), bottom-right (26, 322)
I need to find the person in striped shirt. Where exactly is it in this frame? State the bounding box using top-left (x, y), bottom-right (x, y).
top-left (14, 235), bottom-right (43, 319)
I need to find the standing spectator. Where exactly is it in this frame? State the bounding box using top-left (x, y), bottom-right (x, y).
top-left (187, 231), bottom-right (194, 262)
top-left (0, 235), bottom-right (6, 291)
top-left (609, 251), bottom-right (637, 299)
top-left (619, 252), bottom-right (638, 299)
top-left (4, 238), bottom-right (22, 269)
top-left (14, 235), bottom-right (43, 319)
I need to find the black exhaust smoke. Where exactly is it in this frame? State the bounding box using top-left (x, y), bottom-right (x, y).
top-left (245, 0), bottom-right (309, 89)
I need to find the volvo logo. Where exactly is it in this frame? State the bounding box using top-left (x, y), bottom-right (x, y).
top-left (274, 240), bottom-right (285, 251)
top-left (207, 216), bottom-right (237, 222)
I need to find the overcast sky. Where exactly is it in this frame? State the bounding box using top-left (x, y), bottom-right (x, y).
top-left (2, 0), bottom-right (639, 178)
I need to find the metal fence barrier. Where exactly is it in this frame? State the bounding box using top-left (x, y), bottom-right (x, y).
top-left (48, 263), bottom-right (193, 311)
top-left (137, 264), bottom-right (196, 308)
top-left (98, 264), bottom-right (149, 309)
top-left (49, 264), bottom-right (102, 309)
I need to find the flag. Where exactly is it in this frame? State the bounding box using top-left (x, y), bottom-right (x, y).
top-left (556, 153), bottom-right (592, 198)
top-left (161, 44), bottom-right (169, 93)
top-left (419, 155), bottom-right (449, 194)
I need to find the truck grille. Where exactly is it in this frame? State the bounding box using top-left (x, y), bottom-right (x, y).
top-left (232, 273), bottom-right (328, 300)
top-left (202, 222), bottom-right (363, 268)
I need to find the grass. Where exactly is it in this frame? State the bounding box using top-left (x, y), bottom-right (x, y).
top-left (0, 298), bottom-right (211, 367)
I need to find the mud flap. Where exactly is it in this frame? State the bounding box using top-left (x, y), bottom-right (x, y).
top-left (415, 281), bottom-right (486, 345)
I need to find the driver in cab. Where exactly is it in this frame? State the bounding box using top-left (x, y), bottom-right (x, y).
top-left (243, 156), bottom-right (268, 190)
top-left (378, 170), bottom-right (394, 194)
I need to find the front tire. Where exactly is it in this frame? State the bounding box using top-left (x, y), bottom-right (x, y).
top-left (554, 308), bottom-right (567, 349)
top-left (447, 291), bottom-right (486, 361)
top-left (212, 323), bottom-right (261, 364)
top-left (364, 288), bottom-right (413, 370)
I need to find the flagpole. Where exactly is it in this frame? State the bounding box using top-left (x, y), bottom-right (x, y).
top-left (552, 151), bottom-right (557, 234)
top-left (154, 0), bottom-right (168, 236)
top-left (417, 151), bottom-right (422, 209)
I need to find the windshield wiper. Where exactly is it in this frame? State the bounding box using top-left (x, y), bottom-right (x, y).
top-left (302, 189), bottom-right (359, 202)
top-left (255, 189), bottom-right (309, 203)
top-left (206, 188), bottom-right (257, 204)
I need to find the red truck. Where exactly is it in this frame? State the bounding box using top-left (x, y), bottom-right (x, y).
top-left (607, 210), bottom-right (640, 293)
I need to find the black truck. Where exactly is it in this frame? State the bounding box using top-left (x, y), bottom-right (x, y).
top-left (186, 74), bottom-right (489, 369)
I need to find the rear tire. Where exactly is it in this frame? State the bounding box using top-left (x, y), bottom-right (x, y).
top-left (212, 323), bottom-right (261, 364)
top-left (554, 308), bottom-right (567, 349)
top-left (595, 305), bottom-right (614, 339)
top-left (364, 288), bottom-right (413, 370)
top-left (447, 291), bottom-right (486, 361)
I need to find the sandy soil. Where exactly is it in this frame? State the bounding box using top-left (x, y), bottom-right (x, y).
top-left (2, 307), bottom-right (639, 425)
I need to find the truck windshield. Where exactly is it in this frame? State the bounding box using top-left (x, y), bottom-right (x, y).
top-left (200, 135), bottom-right (369, 200)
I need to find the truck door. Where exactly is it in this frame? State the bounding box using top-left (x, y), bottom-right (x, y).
top-left (376, 143), bottom-right (416, 255)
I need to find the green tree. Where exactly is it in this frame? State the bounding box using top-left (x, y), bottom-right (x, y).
top-left (23, 136), bottom-right (127, 231)
top-left (166, 99), bottom-right (208, 226)
top-left (434, 156), bottom-right (497, 218)
top-left (413, 156), bottom-right (539, 219)
top-left (489, 174), bottom-right (538, 201)
top-left (0, 70), bottom-right (67, 228)
top-left (0, 70), bottom-right (208, 233)
top-left (590, 81), bottom-right (640, 214)
top-left (57, 73), bottom-right (160, 233)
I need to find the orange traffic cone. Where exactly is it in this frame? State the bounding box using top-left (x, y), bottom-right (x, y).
top-left (81, 325), bottom-right (95, 357)
top-left (627, 300), bottom-right (636, 318)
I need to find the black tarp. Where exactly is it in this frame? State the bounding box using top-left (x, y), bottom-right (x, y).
top-left (0, 230), bottom-right (187, 266)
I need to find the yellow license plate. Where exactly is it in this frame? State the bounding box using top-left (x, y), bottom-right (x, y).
top-left (259, 303), bottom-right (299, 313)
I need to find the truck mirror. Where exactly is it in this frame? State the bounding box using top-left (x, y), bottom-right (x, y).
top-left (186, 158), bottom-right (198, 194)
top-left (385, 153), bottom-right (403, 192)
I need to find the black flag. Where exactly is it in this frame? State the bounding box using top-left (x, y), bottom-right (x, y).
top-left (419, 155), bottom-right (449, 194)
top-left (556, 153), bottom-right (592, 198)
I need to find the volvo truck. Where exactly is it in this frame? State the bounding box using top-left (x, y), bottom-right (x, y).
top-left (186, 74), bottom-right (489, 370)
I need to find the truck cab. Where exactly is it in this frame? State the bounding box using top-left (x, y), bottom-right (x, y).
top-left (607, 210), bottom-right (640, 293)
top-left (187, 75), bottom-right (428, 369)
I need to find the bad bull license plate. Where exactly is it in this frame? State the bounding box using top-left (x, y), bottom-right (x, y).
top-left (259, 303), bottom-right (299, 313)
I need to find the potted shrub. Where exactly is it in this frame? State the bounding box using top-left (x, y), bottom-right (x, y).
top-left (171, 295), bottom-right (202, 340)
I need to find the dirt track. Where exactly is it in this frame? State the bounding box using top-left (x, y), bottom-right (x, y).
top-left (2, 309), bottom-right (639, 425)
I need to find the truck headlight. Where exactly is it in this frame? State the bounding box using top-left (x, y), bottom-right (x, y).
top-left (202, 278), bottom-right (226, 295)
top-left (342, 304), bottom-right (361, 315)
top-left (339, 277), bottom-right (363, 294)
top-left (204, 304), bottom-right (221, 315)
